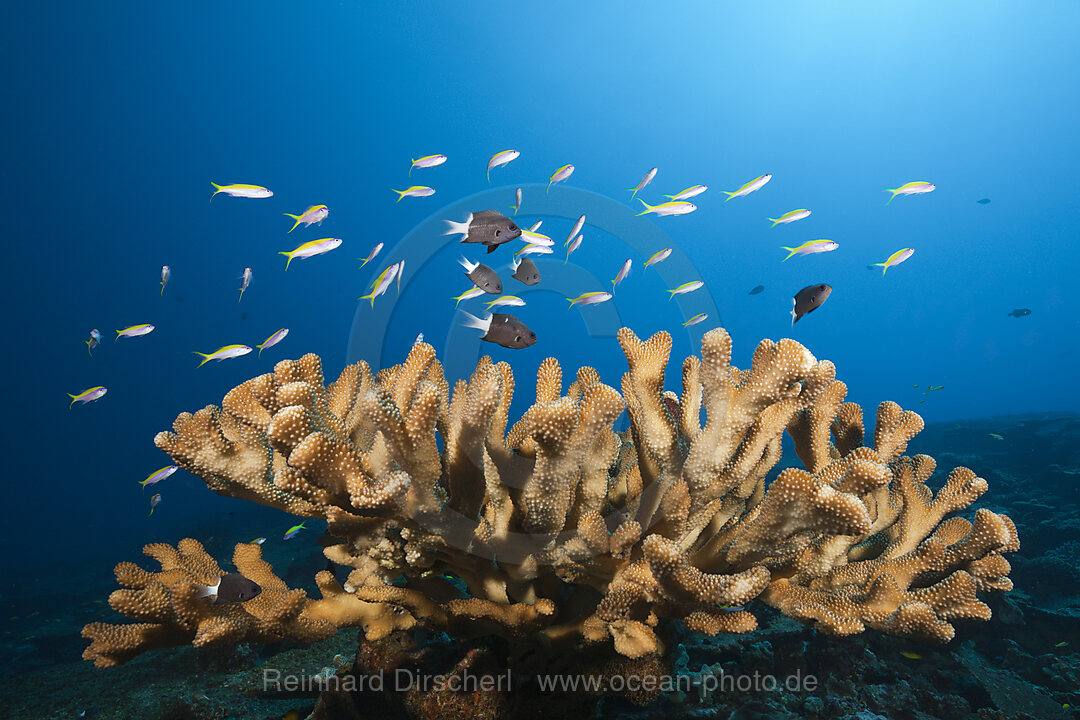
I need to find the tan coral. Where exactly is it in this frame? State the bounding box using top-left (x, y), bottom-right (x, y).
top-left (86, 330), bottom-right (1017, 666)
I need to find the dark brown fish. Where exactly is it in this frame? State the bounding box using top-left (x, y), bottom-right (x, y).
top-left (463, 312), bottom-right (536, 349)
top-left (749, 285), bottom-right (765, 295)
top-left (512, 257), bottom-right (541, 285)
top-left (1007, 308), bottom-right (1031, 318)
top-left (206, 573), bottom-right (261, 604)
top-left (460, 258), bottom-right (502, 294)
top-left (444, 210), bottom-right (521, 253)
top-left (791, 284), bottom-right (832, 326)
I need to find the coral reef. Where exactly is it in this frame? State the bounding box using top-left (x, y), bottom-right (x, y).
top-left (83, 328), bottom-right (1017, 670)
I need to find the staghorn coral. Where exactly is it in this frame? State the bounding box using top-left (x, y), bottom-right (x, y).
top-left (83, 328), bottom-right (1017, 667)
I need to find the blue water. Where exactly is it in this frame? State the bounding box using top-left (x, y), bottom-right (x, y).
top-left (3, 1), bottom-right (1077, 583)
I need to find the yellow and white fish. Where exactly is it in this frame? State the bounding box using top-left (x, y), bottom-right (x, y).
top-left (452, 286), bottom-right (486, 306)
top-left (485, 295), bottom-right (526, 309)
top-left (723, 174), bottom-right (771, 201)
top-left (210, 183), bottom-right (273, 201)
top-left (239, 267), bottom-right (252, 302)
top-left (487, 149), bottom-right (520, 183)
top-left (257, 328), bottom-right (289, 357)
top-left (279, 238), bottom-right (342, 270)
top-left (160, 265), bottom-right (171, 296)
top-left (85, 328), bottom-right (102, 356)
top-left (566, 214), bottom-right (585, 246)
top-left (193, 345), bottom-right (252, 367)
top-left (361, 263), bottom-right (400, 307)
top-left (528, 220), bottom-right (543, 233)
top-left (645, 248), bottom-right (672, 267)
top-left (283, 205), bottom-right (329, 233)
top-left (885, 182), bottom-right (935, 204)
top-left (612, 259), bottom-right (632, 290)
top-left (391, 186), bottom-right (435, 202)
top-left (768, 209), bottom-right (811, 227)
top-left (667, 281), bottom-right (703, 299)
top-left (664, 185), bottom-right (707, 201)
top-left (115, 324), bottom-right (154, 340)
top-left (520, 228), bottom-right (553, 246)
top-left (637, 200), bottom-right (696, 216)
top-left (873, 248), bottom-right (915, 275)
top-left (409, 154), bottom-right (446, 176)
top-left (516, 243), bottom-right (553, 257)
top-left (547, 164), bottom-right (574, 192)
top-left (781, 239), bottom-right (838, 261)
top-left (683, 313), bottom-right (708, 327)
top-left (358, 242), bottom-right (383, 269)
top-left (511, 187), bottom-right (523, 216)
top-left (139, 465), bottom-right (177, 491)
top-left (68, 386), bottom-right (107, 408)
top-left (628, 167), bottom-right (657, 199)
top-left (567, 291), bottom-right (612, 308)
top-left (565, 234), bottom-right (582, 262)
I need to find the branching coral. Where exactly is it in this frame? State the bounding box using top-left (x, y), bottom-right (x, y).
top-left (83, 328), bottom-right (1017, 667)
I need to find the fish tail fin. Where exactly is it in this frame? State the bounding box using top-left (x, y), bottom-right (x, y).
top-left (391, 189), bottom-right (405, 203)
top-left (279, 250), bottom-right (294, 271)
top-left (723, 191), bottom-right (737, 202)
top-left (192, 351), bottom-right (212, 367)
top-left (408, 161), bottom-right (414, 178)
top-left (257, 344), bottom-right (264, 357)
top-left (781, 247), bottom-right (797, 262)
top-left (160, 284), bottom-right (165, 296)
top-left (443, 218), bottom-right (469, 236)
top-left (546, 180), bottom-right (552, 194)
top-left (635, 199), bottom-right (652, 216)
top-left (210, 182), bottom-right (221, 203)
top-left (627, 187), bottom-right (638, 199)
top-left (85, 340), bottom-right (93, 356)
top-left (283, 213), bottom-right (302, 233)
top-left (148, 508), bottom-right (153, 517)
top-left (662, 194), bottom-right (675, 200)
top-left (486, 167), bottom-right (492, 184)
top-left (872, 262), bottom-right (888, 276)
top-left (358, 257), bottom-right (370, 269)
top-left (791, 299), bottom-right (797, 328)
top-left (884, 189), bottom-right (898, 205)
top-left (360, 290), bottom-right (376, 308)
top-left (768, 217), bottom-right (780, 227)
top-left (114, 330), bottom-right (121, 342)
top-left (510, 203), bottom-right (519, 215)
top-left (459, 310), bottom-right (490, 333)
top-left (67, 393), bottom-right (77, 408)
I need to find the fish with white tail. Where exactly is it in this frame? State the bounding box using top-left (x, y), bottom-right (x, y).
top-left (444, 211), bottom-right (521, 253)
top-left (461, 311), bottom-right (536, 349)
top-left (460, 257), bottom-right (503, 294)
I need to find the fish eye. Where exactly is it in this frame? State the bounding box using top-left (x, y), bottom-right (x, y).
top-left (515, 336), bottom-right (521, 342)
top-left (509, 224), bottom-right (518, 231)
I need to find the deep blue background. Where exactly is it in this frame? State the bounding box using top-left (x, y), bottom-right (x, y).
top-left (2, 2), bottom-right (1077, 577)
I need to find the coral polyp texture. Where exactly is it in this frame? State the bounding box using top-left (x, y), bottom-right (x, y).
top-left (82, 328), bottom-right (1018, 667)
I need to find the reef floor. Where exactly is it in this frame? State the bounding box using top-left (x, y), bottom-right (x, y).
top-left (2, 413), bottom-right (1077, 720)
